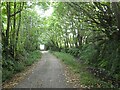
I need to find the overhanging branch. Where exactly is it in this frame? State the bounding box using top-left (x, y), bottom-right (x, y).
top-left (10, 2), bottom-right (24, 17)
top-left (67, 2), bottom-right (100, 25)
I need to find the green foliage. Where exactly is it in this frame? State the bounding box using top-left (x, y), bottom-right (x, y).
top-left (79, 71), bottom-right (114, 88)
top-left (2, 68), bottom-right (14, 82)
top-left (2, 2), bottom-right (42, 82)
top-left (54, 52), bottom-right (78, 68)
top-left (98, 40), bottom-right (120, 78)
top-left (53, 52), bottom-right (114, 88)
top-left (80, 44), bottom-right (97, 65)
top-left (2, 1), bottom-right (120, 87)
top-left (24, 50), bottom-right (41, 66)
top-left (13, 62), bottom-right (25, 72)
top-left (2, 50), bottom-right (41, 82)
top-left (78, 40), bottom-right (120, 88)
top-left (43, 2), bottom-right (120, 87)
top-left (67, 48), bottom-right (80, 57)
top-left (2, 59), bottom-right (15, 71)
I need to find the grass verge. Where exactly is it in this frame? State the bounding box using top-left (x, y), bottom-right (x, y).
top-left (53, 51), bottom-right (115, 88)
top-left (2, 50), bottom-right (42, 82)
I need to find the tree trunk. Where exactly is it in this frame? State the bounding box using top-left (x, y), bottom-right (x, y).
top-left (112, 2), bottom-right (120, 39)
top-left (15, 3), bottom-right (22, 58)
top-left (5, 2), bottom-right (11, 59)
top-left (13, 2), bottom-right (16, 58)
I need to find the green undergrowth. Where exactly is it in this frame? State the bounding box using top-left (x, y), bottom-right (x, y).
top-left (2, 50), bottom-right (42, 82)
top-left (53, 51), bottom-right (115, 88)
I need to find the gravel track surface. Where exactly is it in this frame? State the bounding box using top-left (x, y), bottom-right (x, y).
top-left (15, 51), bottom-right (73, 88)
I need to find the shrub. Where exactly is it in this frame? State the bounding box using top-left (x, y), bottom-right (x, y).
top-left (2, 68), bottom-right (13, 82)
top-left (53, 52), bottom-right (114, 88)
top-left (13, 62), bottom-right (25, 72)
top-left (2, 50), bottom-right (41, 82)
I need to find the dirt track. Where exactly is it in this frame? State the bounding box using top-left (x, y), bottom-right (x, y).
top-left (15, 51), bottom-right (73, 88)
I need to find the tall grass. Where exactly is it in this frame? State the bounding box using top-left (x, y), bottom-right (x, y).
top-left (53, 52), bottom-right (114, 88)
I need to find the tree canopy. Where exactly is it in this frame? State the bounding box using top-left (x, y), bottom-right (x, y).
top-left (1, 1), bottom-right (120, 88)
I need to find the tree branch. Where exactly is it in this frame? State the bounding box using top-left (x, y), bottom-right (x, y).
top-left (67, 2), bottom-right (100, 25)
top-left (10, 2), bottom-right (24, 17)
